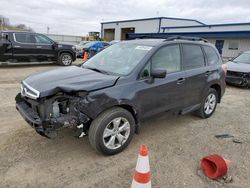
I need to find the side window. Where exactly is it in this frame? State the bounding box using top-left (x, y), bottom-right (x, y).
top-left (182, 44), bottom-right (205, 70)
top-left (151, 45), bottom-right (181, 73)
top-left (35, 34), bottom-right (52, 44)
top-left (15, 33), bottom-right (36, 43)
top-left (203, 46), bottom-right (221, 65)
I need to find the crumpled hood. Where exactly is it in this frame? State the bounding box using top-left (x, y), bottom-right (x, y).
top-left (226, 61), bottom-right (250, 73)
top-left (23, 66), bottom-right (119, 98)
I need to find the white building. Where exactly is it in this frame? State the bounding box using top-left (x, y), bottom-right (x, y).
top-left (101, 17), bottom-right (204, 41)
top-left (101, 17), bottom-right (250, 59)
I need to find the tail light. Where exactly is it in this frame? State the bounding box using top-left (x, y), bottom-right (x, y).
top-left (222, 64), bottom-right (227, 74)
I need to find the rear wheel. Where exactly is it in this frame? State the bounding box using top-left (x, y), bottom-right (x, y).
top-left (58, 53), bottom-right (73, 66)
top-left (88, 107), bottom-right (135, 155)
top-left (196, 88), bottom-right (218, 118)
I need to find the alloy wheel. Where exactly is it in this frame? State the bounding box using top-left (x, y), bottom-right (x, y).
top-left (103, 117), bottom-right (130, 150)
top-left (62, 54), bottom-right (72, 65)
top-left (204, 93), bottom-right (216, 115)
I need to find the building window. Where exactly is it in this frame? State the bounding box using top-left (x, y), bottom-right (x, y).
top-left (228, 41), bottom-right (239, 50)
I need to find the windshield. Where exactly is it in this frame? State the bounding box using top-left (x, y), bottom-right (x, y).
top-left (82, 43), bottom-right (152, 75)
top-left (233, 53), bottom-right (250, 64)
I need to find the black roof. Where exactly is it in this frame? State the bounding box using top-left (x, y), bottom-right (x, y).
top-left (121, 36), bottom-right (208, 46)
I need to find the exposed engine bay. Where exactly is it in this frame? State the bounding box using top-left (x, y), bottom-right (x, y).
top-left (16, 92), bottom-right (91, 138)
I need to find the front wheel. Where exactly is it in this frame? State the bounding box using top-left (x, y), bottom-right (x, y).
top-left (58, 53), bottom-right (73, 66)
top-left (196, 88), bottom-right (218, 118)
top-left (88, 107), bottom-right (135, 155)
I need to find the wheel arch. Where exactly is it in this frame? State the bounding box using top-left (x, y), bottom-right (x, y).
top-left (118, 104), bottom-right (138, 125)
top-left (89, 102), bottom-right (140, 133)
top-left (58, 50), bottom-right (75, 60)
top-left (210, 83), bottom-right (221, 103)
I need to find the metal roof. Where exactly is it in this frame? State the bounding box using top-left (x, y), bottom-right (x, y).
top-left (101, 17), bottom-right (205, 25)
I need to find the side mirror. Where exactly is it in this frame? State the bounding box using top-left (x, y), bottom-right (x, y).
top-left (52, 42), bottom-right (58, 49)
top-left (228, 57), bottom-right (233, 61)
top-left (151, 68), bottom-right (167, 78)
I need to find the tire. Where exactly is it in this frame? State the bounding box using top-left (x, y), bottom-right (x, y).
top-left (196, 88), bottom-right (218, 119)
top-left (58, 53), bottom-right (73, 66)
top-left (88, 107), bottom-right (135, 155)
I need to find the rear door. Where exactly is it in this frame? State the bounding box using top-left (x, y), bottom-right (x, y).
top-left (12, 32), bottom-right (37, 62)
top-left (137, 44), bottom-right (186, 118)
top-left (182, 44), bottom-right (209, 107)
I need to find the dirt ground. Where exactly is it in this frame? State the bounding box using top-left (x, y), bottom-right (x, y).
top-left (0, 60), bottom-right (249, 188)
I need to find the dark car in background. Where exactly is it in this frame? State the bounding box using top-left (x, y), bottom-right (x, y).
top-left (0, 31), bottom-right (76, 66)
top-left (226, 52), bottom-right (250, 87)
top-left (15, 37), bottom-right (226, 155)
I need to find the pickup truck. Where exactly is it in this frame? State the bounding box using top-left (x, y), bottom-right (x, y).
top-left (0, 31), bottom-right (76, 66)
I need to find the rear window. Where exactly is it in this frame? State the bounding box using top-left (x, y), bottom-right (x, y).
top-left (182, 44), bottom-right (205, 70)
top-left (203, 46), bottom-right (221, 65)
top-left (15, 33), bottom-right (36, 43)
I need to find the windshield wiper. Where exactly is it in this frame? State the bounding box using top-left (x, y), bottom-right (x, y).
top-left (83, 66), bottom-right (109, 75)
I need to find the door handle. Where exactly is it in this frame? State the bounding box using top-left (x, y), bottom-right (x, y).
top-left (14, 45), bottom-right (21, 48)
top-left (36, 46), bottom-right (42, 48)
top-left (177, 78), bottom-right (186, 85)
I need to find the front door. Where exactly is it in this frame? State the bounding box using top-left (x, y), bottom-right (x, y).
top-left (215, 40), bottom-right (224, 55)
top-left (33, 33), bottom-right (56, 61)
top-left (136, 44), bottom-right (186, 118)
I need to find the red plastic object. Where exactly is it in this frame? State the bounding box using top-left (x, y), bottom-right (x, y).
top-left (201, 154), bottom-right (230, 179)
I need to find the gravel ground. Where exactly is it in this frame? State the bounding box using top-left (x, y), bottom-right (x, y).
top-left (0, 59), bottom-right (249, 188)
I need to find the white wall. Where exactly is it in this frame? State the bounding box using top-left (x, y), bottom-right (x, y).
top-left (161, 19), bottom-right (202, 28)
top-left (45, 34), bottom-right (82, 45)
top-left (102, 18), bottom-right (203, 40)
top-left (102, 19), bottom-right (159, 40)
top-left (207, 38), bottom-right (250, 59)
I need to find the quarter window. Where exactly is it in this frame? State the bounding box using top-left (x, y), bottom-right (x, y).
top-left (15, 33), bottom-right (36, 44)
top-left (182, 44), bottom-right (205, 70)
top-left (203, 46), bottom-right (221, 65)
top-left (151, 45), bottom-right (181, 73)
top-left (140, 63), bottom-right (151, 79)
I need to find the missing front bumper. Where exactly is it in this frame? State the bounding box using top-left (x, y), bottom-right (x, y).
top-left (226, 76), bottom-right (250, 87)
top-left (16, 101), bottom-right (54, 138)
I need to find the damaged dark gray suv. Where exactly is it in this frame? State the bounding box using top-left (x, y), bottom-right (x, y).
top-left (16, 37), bottom-right (226, 155)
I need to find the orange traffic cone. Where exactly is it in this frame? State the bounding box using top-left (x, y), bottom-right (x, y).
top-left (83, 51), bottom-right (88, 61)
top-left (201, 154), bottom-right (231, 179)
top-left (131, 145), bottom-right (151, 188)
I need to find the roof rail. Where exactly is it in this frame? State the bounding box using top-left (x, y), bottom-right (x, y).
top-left (134, 35), bottom-right (208, 42)
top-left (164, 35), bottom-right (208, 42)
